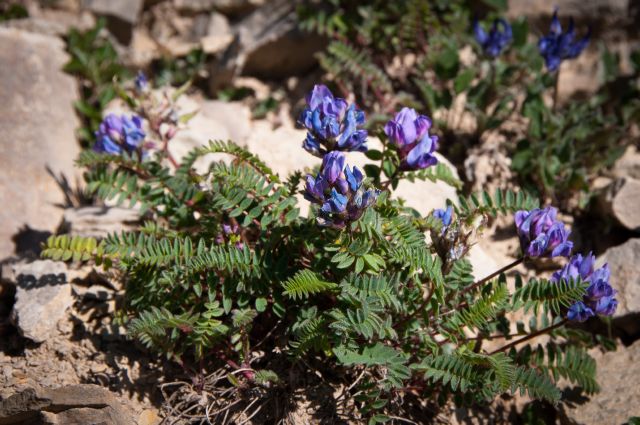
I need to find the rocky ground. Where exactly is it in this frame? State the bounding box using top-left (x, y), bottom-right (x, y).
top-left (1, 0), bottom-right (640, 424)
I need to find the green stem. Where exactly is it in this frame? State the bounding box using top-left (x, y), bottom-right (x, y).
top-left (552, 67), bottom-right (561, 112)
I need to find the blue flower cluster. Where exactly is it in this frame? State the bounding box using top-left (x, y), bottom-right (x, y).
top-left (538, 9), bottom-right (590, 71)
top-left (551, 253), bottom-right (618, 322)
top-left (384, 107), bottom-right (439, 171)
top-left (473, 18), bottom-right (512, 57)
top-left (93, 113), bottom-right (146, 155)
top-left (305, 152), bottom-right (379, 229)
top-left (514, 207), bottom-right (573, 258)
top-left (299, 85), bottom-right (368, 157)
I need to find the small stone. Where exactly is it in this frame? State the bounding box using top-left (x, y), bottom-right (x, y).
top-left (5, 261), bottom-right (73, 343)
top-left (608, 178), bottom-right (640, 232)
top-left (597, 238), bottom-right (640, 336)
top-left (613, 145), bottom-right (640, 180)
top-left (138, 409), bottom-right (161, 425)
top-left (0, 384), bottom-right (135, 425)
top-left (201, 11), bottom-right (233, 54)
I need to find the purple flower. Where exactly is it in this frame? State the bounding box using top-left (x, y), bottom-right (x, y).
top-left (135, 71), bottom-right (149, 93)
top-left (514, 207), bottom-right (573, 258)
top-left (551, 252), bottom-right (618, 321)
top-left (299, 85), bottom-right (368, 156)
top-left (93, 113), bottom-right (146, 155)
top-left (433, 205), bottom-right (453, 232)
top-left (384, 107), bottom-right (439, 171)
top-left (566, 301), bottom-right (594, 322)
top-left (474, 18), bottom-right (512, 57)
top-left (304, 152), bottom-right (379, 228)
top-left (216, 223), bottom-right (244, 249)
top-left (538, 9), bottom-right (590, 71)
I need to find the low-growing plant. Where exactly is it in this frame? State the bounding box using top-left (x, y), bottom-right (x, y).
top-left (42, 74), bottom-right (620, 422)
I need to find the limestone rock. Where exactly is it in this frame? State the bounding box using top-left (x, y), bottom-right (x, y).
top-left (201, 11), bottom-right (233, 54)
top-left (1, 9), bottom-right (95, 37)
top-left (613, 145), bottom-right (640, 180)
top-left (3, 260), bottom-right (73, 343)
top-left (597, 238), bottom-right (640, 336)
top-left (608, 178), bottom-right (640, 231)
top-left (83, 0), bottom-right (144, 44)
top-left (0, 384), bottom-right (134, 425)
top-left (62, 206), bottom-right (140, 238)
top-left (209, 0), bottom-right (325, 90)
top-left (0, 28), bottom-right (81, 259)
top-left (169, 99), bottom-right (253, 171)
top-left (561, 340), bottom-right (640, 425)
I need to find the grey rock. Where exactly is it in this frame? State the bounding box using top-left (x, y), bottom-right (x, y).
top-left (62, 206), bottom-right (140, 239)
top-left (1, 10), bottom-right (95, 37)
top-left (597, 238), bottom-right (640, 336)
top-left (608, 178), bottom-right (640, 231)
top-left (3, 260), bottom-right (73, 343)
top-left (561, 340), bottom-right (640, 425)
top-left (613, 146), bottom-right (640, 180)
top-left (168, 99), bottom-right (252, 172)
top-left (201, 11), bottom-right (232, 54)
top-left (0, 385), bottom-right (134, 425)
top-left (209, 0), bottom-right (325, 90)
top-left (174, 0), bottom-right (263, 17)
top-left (212, 0), bottom-right (264, 17)
top-left (83, 0), bottom-right (144, 44)
top-left (0, 28), bottom-right (81, 260)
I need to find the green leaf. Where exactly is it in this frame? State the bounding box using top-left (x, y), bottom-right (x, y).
top-left (454, 69), bottom-right (475, 94)
top-left (255, 297), bottom-right (268, 313)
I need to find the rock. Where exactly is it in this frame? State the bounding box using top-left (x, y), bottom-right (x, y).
top-left (597, 238), bottom-right (640, 336)
top-left (173, 0), bottom-right (218, 14)
top-left (561, 340), bottom-right (640, 425)
top-left (467, 245), bottom-right (499, 282)
top-left (0, 384), bottom-right (134, 425)
top-left (201, 11), bottom-right (233, 54)
top-left (1, 9), bottom-right (95, 37)
top-left (137, 409), bottom-right (161, 425)
top-left (391, 155), bottom-right (459, 217)
top-left (209, 0), bottom-right (325, 90)
top-left (83, 0), bottom-right (144, 44)
top-left (126, 28), bottom-right (159, 68)
top-left (168, 99), bottom-right (253, 171)
top-left (212, 0), bottom-right (265, 17)
top-left (173, 0), bottom-right (263, 17)
top-left (61, 206), bottom-right (140, 238)
top-left (0, 28), bottom-right (81, 259)
top-left (2, 260), bottom-right (73, 343)
top-left (607, 178), bottom-right (640, 231)
top-left (613, 145), bottom-right (640, 180)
